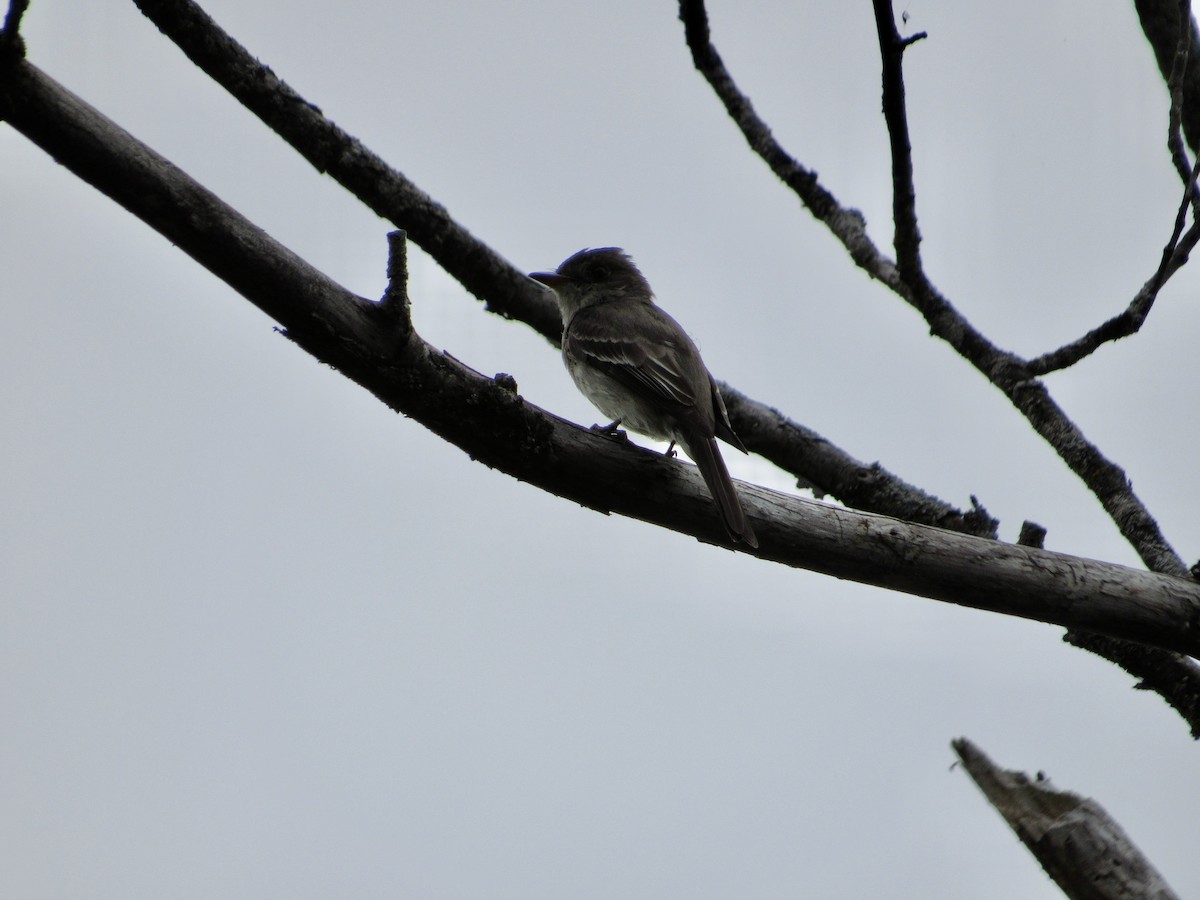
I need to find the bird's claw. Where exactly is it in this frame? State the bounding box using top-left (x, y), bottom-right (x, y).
top-left (591, 421), bottom-right (628, 441)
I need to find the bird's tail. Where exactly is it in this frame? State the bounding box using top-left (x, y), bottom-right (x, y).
top-left (681, 434), bottom-right (758, 548)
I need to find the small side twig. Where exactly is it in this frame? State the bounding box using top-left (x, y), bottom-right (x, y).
top-left (872, 0), bottom-right (927, 283)
top-left (380, 230), bottom-right (411, 327)
top-left (1, 0), bottom-right (30, 57)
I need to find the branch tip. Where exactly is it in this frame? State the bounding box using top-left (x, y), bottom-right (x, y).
top-left (1, 0), bottom-right (29, 57)
top-left (380, 230), bottom-right (412, 333)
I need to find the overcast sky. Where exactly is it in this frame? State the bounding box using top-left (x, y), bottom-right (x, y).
top-left (3, 1), bottom-right (1199, 897)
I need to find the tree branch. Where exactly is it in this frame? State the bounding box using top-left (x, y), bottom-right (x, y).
top-left (1136, 0), bottom-right (1200, 154)
top-left (680, 0), bottom-right (1187, 578)
top-left (677, 0), bottom-right (904, 291)
top-left (1028, 2), bottom-right (1200, 375)
top-left (1063, 631), bottom-right (1200, 738)
top-left (129, 0), bottom-right (992, 537)
top-left (133, 0), bottom-right (562, 342)
top-left (952, 738), bottom-right (1182, 899)
top-left (4, 57), bottom-right (1200, 656)
top-left (1027, 161), bottom-right (1200, 375)
top-left (720, 386), bottom-right (998, 537)
top-left (872, 0), bottom-right (927, 283)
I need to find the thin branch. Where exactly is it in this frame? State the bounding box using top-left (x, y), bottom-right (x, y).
top-left (130, 0), bottom-right (992, 537)
top-left (4, 57), bottom-right (1200, 656)
top-left (1063, 632), bottom-right (1200, 739)
top-left (1028, 160), bottom-right (1200, 375)
top-left (2, 0), bottom-right (29, 37)
top-left (872, 0), bottom-right (927, 283)
top-left (1, 0), bottom-right (29, 58)
top-left (677, 0), bottom-right (904, 291)
top-left (1028, 3), bottom-right (1200, 375)
top-left (1164, 0), bottom-right (1197, 193)
top-left (952, 738), bottom-right (1182, 899)
top-left (132, 0), bottom-right (562, 344)
top-left (720, 385), bottom-right (998, 537)
top-left (1135, 0), bottom-right (1200, 155)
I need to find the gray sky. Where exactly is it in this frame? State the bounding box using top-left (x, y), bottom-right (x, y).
top-left (3, 1), bottom-right (1198, 897)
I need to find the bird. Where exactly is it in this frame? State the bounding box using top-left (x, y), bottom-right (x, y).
top-left (530, 247), bottom-right (758, 548)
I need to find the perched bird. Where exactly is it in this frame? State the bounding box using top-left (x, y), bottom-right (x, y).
top-left (530, 247), bottom-right (758, 548)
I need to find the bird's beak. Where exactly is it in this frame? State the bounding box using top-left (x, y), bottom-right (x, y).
top-left (529, 271), bottom-right (568, 288)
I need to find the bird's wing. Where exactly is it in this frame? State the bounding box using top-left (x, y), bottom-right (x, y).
top-left (709, 373), bottom-right (748, 453)
top-left (566, 302), bottom-right (703, 412)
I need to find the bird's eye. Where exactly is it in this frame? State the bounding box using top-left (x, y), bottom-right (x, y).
top-left (589, 264), bottom-right (609, 281)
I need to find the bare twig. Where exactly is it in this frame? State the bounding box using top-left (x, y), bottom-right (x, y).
top-left (1136, 0), bottom-right (1200, 155)
top-left (863, 1), bottom-right (1186, 577)
top-left (872, 0), bottom-right (927, 283)
top-left (1, 0), bottom-right (29, 57)
top-left (1029, 3), bottom-right (1200, 375)
top-left (1029, 161), bottom-right (1200, 374)
top-left (2, 0), bottom-right (29, 37)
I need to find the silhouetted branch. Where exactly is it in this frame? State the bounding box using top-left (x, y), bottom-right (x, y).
top-left (872, 0), bottom-right (926, 283)
top-left (1029, 3), bottom-right (1200, 375)
top-left (1136, 0), bottom-right (1200, 154)
top-left (721, 386), bottom-right (998, 538)
top-left (677, 0), bottom-right (903, 290)
top-left (1028, 159), bottom-right (1200, 375)
top-left (1063, 632), bottom-right (1200, 739)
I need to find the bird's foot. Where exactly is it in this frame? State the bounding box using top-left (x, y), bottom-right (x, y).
top-left (591, 421), bottom-right (628, 441)
top-left (664, 441), bottom-right (678, 458)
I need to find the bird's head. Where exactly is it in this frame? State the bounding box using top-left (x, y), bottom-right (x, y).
top-left (530, 247), bottom-right (654, 320)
